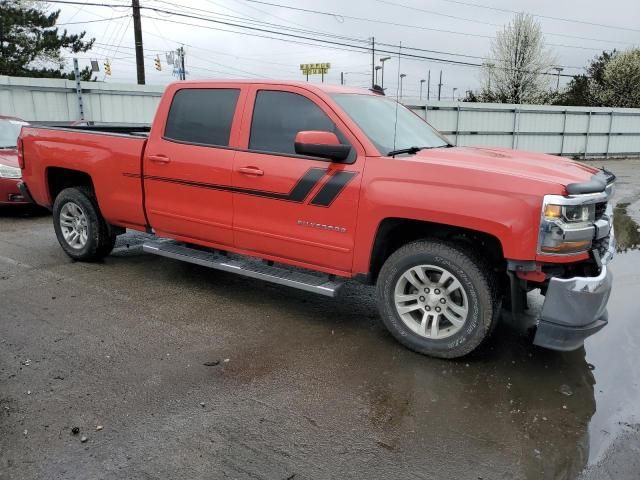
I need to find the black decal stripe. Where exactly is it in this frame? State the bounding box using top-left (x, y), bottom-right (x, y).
top-left (309, 171), bottom-right (357, 207)
top-left (132, 167), bottom-right (327, 203)
top-left (287, 168), bottom-right (328, 202)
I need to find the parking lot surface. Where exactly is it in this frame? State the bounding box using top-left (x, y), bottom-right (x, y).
top-left (1, 159), bottom-right (639, 480)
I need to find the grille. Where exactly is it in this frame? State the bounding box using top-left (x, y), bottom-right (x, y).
top-left (595, 202), bottom-right (607, 220)
top-left (593, 234), bottom-right (611, 259)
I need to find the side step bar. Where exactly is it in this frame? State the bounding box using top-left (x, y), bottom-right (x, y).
top-left (142, 239), bottom-right (344, 297)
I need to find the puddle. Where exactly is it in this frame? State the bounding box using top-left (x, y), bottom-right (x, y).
top-left (584, 246), bottom-right (640, 465)
top-left (613, 203), bottom-right (640, 252)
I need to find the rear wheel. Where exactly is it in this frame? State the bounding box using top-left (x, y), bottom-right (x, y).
top-left (53, 187), bottom-right (116, 261)
top-left (376, 239), bottom-right (498, 358)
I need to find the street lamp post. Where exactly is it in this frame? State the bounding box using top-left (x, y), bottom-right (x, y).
top-left (379, 56), bottom-right (391, 90)
top-left (375, 66), bottom-right (381, 86)
top-left (399, 73), bottom-right (407, 99)
top-left (420, 79), bottom-right (426, 100)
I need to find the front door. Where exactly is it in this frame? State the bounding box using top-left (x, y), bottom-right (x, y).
top-left (232, 86), bottom-right (364, 273)
top-left (143, 86), bottom-right (245, 247)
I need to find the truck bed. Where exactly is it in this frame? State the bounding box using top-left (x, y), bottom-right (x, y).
top-left (30, 123), bottom-right (151, 137)
top-left (20, 125), bottom-right (149, 230)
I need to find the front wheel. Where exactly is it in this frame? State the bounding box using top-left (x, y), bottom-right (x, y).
top-left (376, 240), bottom-right (498, 358)
top-left (53, 187), bottom-right (116, 261)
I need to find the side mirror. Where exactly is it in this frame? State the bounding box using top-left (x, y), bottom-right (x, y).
top-left (294, 131), bottom-right (352, 162)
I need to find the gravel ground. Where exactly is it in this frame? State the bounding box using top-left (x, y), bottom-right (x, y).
top-left (1, 158), bottom-right (639, 480)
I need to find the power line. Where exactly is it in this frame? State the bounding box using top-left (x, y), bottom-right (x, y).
top-left (141, 12), bottom-right (579, 78)
top-left (41, 0), bottom-right (587, 78)
top-left (57, 14), bottom-right (129, 25)
top-left (436, 0), bottom-right (640, 33)
top-left (370, 0), bottom-right (638, 45)
top-left (39, 0), bottom-right (618, 52)
top-left (239, 0), bottom-right (627, 51)
top-left (146, 0), bottom-right (368, 45)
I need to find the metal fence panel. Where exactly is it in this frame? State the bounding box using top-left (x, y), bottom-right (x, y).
top-left (1, 76), bottom-right (639, 157)
top-left (0, 75), bottom-right (163, 123)
top-left (404, 98), bottom-right (640, 158)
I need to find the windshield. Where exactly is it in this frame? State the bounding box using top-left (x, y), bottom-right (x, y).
top-left (0, 119), bottom-right (28, 148)
top-left (330, 94), bottom-right (449, 155)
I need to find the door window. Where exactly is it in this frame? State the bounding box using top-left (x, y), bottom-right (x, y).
top-left (164, 88), bottom-right (240, 147)
top-left (249, 90), bottom-right (343, 155)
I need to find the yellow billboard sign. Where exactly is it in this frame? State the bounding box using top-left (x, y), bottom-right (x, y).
top-left (300, 63), bottom-right (331, 75)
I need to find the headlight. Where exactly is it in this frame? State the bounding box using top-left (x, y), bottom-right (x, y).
top-left (0, 164), bottom-right (21, 179)
top-left (539, 195), bottom-right (598, 255)
top-left (543, 203), bottom-right (595, 223)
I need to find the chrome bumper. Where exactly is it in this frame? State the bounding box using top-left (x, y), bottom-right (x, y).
top-left (533, 228), bottom-right (615, 351)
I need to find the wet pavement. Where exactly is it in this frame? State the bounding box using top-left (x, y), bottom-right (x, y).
top-left (1, 158), bottom-right (639, 479)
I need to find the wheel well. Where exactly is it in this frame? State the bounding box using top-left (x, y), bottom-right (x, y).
top-left (369, 218), bottom-right (506, 282)
top-left (47, 168), bottom-right (94, 203)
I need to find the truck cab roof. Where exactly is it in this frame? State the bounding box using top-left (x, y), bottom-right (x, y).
top-left (166, 80), bottom-right (376, 96)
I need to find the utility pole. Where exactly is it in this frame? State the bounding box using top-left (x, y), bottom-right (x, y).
top-left (341, 71), bottom-right (344, 85)
top-left (180, 47), bottom-right (186, 80)
top-left (371, 37), bottom-right (375, 88)
top-left (73, 58), bottom-right (85, 121)
top-left (380, 56), bottom-right (390, 91)
top-left (132, 0), bottom-right (145, 85)
top-left (420, 79), bottom-right (425, 100)
top-left (399, 73), bottom-right (406, 99)
top-left (437, 70), bottom-right (443, 101)
top-left (553, 66), bottom-right (564, 90)
top-left (427, 70), bottom-right (431, 100)
top-left (452, 87), bottom-right (458, 100)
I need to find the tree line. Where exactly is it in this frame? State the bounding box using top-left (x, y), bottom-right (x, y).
top-left (463, 13), bottom-right (640, 108)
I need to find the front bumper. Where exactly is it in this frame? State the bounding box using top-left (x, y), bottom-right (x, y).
top-left (533, 232), bottom-right (615, 351)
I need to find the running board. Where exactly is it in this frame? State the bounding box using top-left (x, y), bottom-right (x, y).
top-left (142, 239), bottom-right (344, 297)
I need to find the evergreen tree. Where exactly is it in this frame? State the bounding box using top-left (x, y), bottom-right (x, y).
top-left (0, 0), bottom-right (95, 80)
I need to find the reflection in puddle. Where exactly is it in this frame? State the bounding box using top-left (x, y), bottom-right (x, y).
top-left (613, 203), bottom-right (640, 252)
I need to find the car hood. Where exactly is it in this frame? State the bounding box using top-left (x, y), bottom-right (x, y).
top-left (0, 148), bottom-right (19, 168)
top-left (413, 146), bottom-right (599, 191)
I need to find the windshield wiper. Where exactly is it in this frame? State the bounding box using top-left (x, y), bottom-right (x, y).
top-left (387, 146), bottom-right (425, 157)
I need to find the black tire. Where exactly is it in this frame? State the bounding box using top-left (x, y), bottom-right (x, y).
top-left (376, 239), bottom-right (498, 359)
top-left (52, 187), bottom-right (116, 261)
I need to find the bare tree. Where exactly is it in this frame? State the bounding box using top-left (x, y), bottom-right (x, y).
top-left (481, 13), bottom-right (555, 104)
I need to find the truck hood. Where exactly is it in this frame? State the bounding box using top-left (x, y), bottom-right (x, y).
top-left (0, 148), bottom-right (19, 168)
top-left (414, 146), bottom-right (599, 190)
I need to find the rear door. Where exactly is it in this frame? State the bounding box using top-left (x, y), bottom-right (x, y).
top-left (143, 85), bottom-right (246, 247)
top-left (232, 86), bottom-right (364, 274)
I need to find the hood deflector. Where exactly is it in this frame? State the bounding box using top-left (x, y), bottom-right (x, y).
top-left (565, 169), bottom-right (615, 195)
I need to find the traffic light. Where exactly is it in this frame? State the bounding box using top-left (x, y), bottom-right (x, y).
top-left (154, 55), bottom-right (161, 71)
top-left (104, 60), bottom-right (111, 76)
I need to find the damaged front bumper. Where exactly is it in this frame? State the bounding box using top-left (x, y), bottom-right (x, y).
top-left (533, 228), bottom-right (615, 351)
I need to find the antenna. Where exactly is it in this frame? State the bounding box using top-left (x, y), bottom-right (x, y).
top-left (392, 42), bottom-right (402, 155)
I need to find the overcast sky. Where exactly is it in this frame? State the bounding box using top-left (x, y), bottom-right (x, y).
top-left (53, 0), bottom-right (640, 99)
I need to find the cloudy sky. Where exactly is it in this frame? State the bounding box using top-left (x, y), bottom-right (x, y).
top-left (52, 0), bottom-right (640, 99)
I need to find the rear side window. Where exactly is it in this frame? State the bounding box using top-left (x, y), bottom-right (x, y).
top-left (164, 88), bottom-right (240, 146)
top-left (249, 90), bottom-right (339, 155)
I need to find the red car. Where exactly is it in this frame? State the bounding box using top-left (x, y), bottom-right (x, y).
top-left (18, 81), bottom-right (615, 358)
top-left (0, 115), bottom-right (30, 206)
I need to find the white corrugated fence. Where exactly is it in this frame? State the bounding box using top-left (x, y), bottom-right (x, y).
top-left (0, 75), bottom-right (163, 123)
top-left (1, 76), bottom-right (639, 157)
top-left (405, 98), bottom-right (640, 158)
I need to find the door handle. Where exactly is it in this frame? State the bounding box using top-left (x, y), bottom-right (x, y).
top-left (238, 166), bottom-right (264, 176)
top-left (148, 154), bottom-right (170, 164)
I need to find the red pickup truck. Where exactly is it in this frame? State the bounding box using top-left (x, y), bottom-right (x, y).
top-left (17, 81), bottom-right (615, 358)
